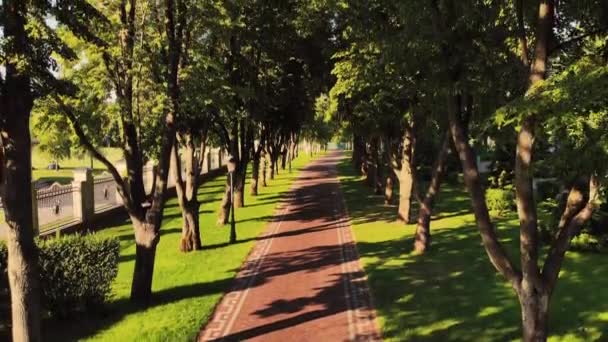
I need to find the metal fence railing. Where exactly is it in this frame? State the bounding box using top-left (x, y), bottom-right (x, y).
top-left (0, 148), bottom-right (228, 238)
top-left (37, 183), bottom-right (76, 232)
top-left (94, 175), bottom-right (118, 213)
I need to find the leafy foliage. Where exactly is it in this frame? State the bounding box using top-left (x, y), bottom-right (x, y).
top-left (0, 236), bottom-right (119, 318)
top-left (496, 55), bottom-right (608, 180)
top-left (486, 187), bottom-right (515, 215)
top-left (38, 235), bottom-right (119, 317)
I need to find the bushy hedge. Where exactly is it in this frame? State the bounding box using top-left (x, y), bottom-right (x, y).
top-left (486, 187), bottom-right (515, 215)
top-left (0, 235), bottom-right (119, 318)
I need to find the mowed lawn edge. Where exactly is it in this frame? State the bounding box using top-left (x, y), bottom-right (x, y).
top-left (336, 154), bottom-right (608, 342)
top-left (42, 153), bottom-right (319, 341)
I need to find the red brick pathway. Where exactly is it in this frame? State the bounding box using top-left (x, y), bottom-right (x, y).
top-left (199, 151), bottom-right (381, 342)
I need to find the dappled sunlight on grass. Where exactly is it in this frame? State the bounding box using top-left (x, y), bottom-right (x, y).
top-left (337, 157), bottom-right (608, 342)
top-left (41, 153), bottom-right (319, 341)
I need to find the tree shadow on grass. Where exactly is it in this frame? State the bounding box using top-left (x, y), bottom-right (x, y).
top-left (41, 278), bottom-right (234, 341)
top-left (338, 156), bottom-right (608, 341)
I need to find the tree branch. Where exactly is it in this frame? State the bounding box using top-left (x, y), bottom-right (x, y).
top-left (548, 28), bottom-right (608, 56)
top-left (542, 174), bottom-right (599, 294)
top-left (52, 93), bottom-right (134, 213)
top-left (516, 0), bottom-right (530, 67)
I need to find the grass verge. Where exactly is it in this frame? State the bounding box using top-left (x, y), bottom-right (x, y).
top-left (40, 153), bottom-right (317, 341)
top-left (337, 155), bottom-right (608, 342)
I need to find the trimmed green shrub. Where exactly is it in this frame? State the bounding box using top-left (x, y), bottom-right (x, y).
top-left (486, 187), bottom-right (514, 215)
top-left (0, 235), bottom-right (119, 318)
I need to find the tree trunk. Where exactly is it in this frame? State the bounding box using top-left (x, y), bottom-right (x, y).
top-left (281, 147), bottom-right (287, 170)
top-left (274, 154), bottom-right (280, 176)
top-left (413, 131), bottom-right (451, 253)
top-left (217, 176), bottom-right (231, 225)
top-left (234, 176), bottom-right (244, 209)
top-left (180, 200), bottom-right (201, 252)
top-left (446, 92), bottom-right (520, 282)
top-left (2, 2), bottom-right (42, 339)
top-left (234, 165), bottom-right (244, 208)
top-left (373, 139), bottom-right (383, 194)
top-left (384, 175), bottom-right (394, 204)
top-left (353, 134), bottom-right (365, 174)
top-left (172, 138), bottom-right (202, 252)
top-left (397, 172), bottom-right (414, 223)
top-left (269, 158), bottom-right (275, 180)
top-left (397, 124), bottom-right (416, 223)
top-left (289, 141), bottom-right (296, 173)
top-left (518, 291), bottom-right (549, 342)
top-left (262, 151), bottom-right (268, 187)
top-left (130, 219), bottom-right (159, 304)
top-left (251, 152), bottom-right (260, 195)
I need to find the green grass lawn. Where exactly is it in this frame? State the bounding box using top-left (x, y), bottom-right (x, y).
top-left (337, 157), bottom-right (608, 342)
top-left (32, 147), bottom-right (122, 184)
top-left (40, 153), bottom-right (317, 341)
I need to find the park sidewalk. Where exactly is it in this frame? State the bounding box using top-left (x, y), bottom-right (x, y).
top-left (199, 151), bottom-right (381, 341)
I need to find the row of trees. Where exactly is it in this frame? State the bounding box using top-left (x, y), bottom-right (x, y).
top-left (326, 0), bottom-right (607, 341)
top-left (0, 1), bottom-right (334, 340)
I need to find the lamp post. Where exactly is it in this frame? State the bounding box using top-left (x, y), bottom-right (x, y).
top-left (227, 156), bottom-right (237, 243)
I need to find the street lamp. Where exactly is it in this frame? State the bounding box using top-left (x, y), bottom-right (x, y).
top-left (227, 156), bottom-right (237, 244)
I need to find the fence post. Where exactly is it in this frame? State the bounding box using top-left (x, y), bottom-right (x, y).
top-left (218, 149), bottom-right (223, 168)
top-left (72, 168), bottom-right (94, 228)
top-left (206, 151), bottom-right (212, 173)
top-left (31, 185), bottom-right (39, 236)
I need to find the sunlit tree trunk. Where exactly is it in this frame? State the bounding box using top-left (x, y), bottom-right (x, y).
top-left (172, 137), bottom-right (203, 252)
top-left (2, 2), bottom-right (41, 340)
top-left (396, 125), bottom-right (415, 223)
top-left (414, 130), bottom-right (450, 253)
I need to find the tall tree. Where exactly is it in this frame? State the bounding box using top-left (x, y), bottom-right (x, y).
top-left (0, 0), bottom-right (105, 339)
top-left (50, 0), bottom-right (190, 303)
top-left (426, 0), bottom-right (607, 339)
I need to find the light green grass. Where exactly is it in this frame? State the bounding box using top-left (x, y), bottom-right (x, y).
top-left (40, 153), bottom-right (317, 341)
top-left (337, 156), bottom-right (608, 341)
top-left (32, 147), bottom-right (122, 184)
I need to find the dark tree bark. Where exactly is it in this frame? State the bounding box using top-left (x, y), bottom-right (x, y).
top-left (251, 129), bottom-right (266, 196)
top-left (269, 157), bottom-right (276, 180)
top-left (236, 120), bottom-right (253, 208)
top-left (280, 144), bottom-right (288, 170)
top-left (1, 2), bottom-right (42, 340)
top-left (352, 134), bottom-right (364, 172)
top-left (413, 130), bottom-right (451, 253)
top-left (261, 150), bottom-right (268, 187)
top-left (289, 135), bottom-right (297, 173)
top-left (366, 137), bottom-right (382, 194)
top-left (251, 151), bottom-right (261, 196)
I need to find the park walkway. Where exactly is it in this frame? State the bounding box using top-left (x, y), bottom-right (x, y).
top-left (199, 151), bottom-right (381, 341)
